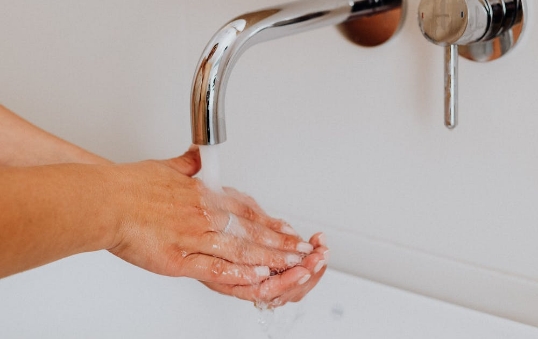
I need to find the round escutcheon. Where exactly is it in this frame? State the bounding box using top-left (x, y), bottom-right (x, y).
top-left (337, 1), bottom-right (406, 47)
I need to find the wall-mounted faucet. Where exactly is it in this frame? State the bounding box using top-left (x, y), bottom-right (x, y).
top-left (418, 0), bottom-right (526, 129)
top-left (191, 0), bottom-right (405, 145)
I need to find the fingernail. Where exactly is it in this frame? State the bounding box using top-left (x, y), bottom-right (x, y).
top-left (281, 224), bottom-right (299, 237)
top-left (314, 260), bottom-right (325, 274)
top-left (255, 266), bottom-right (270, 277)
top-left (296, 242), bottom-right (313, 254)
top-left (298, 274), bottom-right (311, 285)
top-left (318, 233), bottom-right (327, 246)
top-left (323, 250), bottom-right (330, 263)
top-left (286, 254), bottom-right (302, 266)
top-left (188, 144), bottom-right (198, 152)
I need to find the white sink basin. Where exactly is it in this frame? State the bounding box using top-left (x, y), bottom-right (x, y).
top-left (0, 252), bottom-right (536, 338)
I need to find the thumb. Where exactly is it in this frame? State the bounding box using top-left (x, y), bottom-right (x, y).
top-left (164, 145), bottom-right (201, 177)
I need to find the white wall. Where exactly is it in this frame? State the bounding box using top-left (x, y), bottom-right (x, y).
top-left (1, 0), bottom-right (537, 327)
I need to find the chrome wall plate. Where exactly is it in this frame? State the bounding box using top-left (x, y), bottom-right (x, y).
top-left (459, 1), bottom-right (526, 62)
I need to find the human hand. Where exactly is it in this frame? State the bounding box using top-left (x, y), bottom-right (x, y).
top-left (107, 148), bottom-right (315, 287)
top-left (203, 232), bottom-right (328, 308)
top-left (200, 187), bottom-right (329, 307)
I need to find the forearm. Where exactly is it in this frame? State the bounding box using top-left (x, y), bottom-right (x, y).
top-left (0, 105), bottom-right (110, 166)
top-left (0, 164), bottom-right (117, 278)
top-left (0, 151), bottom-right (327, 305)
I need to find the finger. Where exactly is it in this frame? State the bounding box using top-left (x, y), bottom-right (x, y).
top-left (192, 231), bottom-right (305, 271)
top-left (273, 248), bottom-right (328, 305)
top-left (309, 232), bottom-right (330, 264)
top-left (213, 212), bottom-right (313, 254)
top-left (284, 265), bottom-right (327, 304)
top-left (164, 146), bottom-right (201, 177)
top-left (216, 191), bottom-right (303, 238)
top-left (241, 216), bottom-right (312, 254)
top-left (300, 249), bottom-right (326, 273)
top-left (178, 253), bottom-right (270, 285)
top-left (288, 264), bottom-right (327, 303)
top-left (309, 232), bottom-right (327, 249)
top-left (222, 187), bottom-right (265, 214)
top-left (203, 265), bottom-right (312, 304)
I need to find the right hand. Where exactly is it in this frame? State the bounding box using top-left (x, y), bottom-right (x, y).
top-left (203, 232), bottom-right (329, 307)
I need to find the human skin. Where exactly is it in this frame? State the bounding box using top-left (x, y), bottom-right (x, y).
top-left (0, 105), bottom-right (328, 305)
top-left (204, 232), bottom-right (328, 308)
top-left (0, 104), bottom-right (110, 166)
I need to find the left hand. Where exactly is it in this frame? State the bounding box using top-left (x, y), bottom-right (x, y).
top-left (202, 212), bottom-right (329, 307)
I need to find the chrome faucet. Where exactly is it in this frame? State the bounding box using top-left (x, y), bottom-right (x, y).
top-left (191, 0), bottom-right (404, 145)
top-left (418, 0), bottom-right (526, 129)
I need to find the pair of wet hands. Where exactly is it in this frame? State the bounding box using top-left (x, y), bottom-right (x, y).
top-left (107, 149), bottom-right (328, 308)
top-left (198, 188), bottom-right (329, 308)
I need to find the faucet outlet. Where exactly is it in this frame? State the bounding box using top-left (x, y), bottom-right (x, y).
top-left (191, 0), bottom-right (405, 146)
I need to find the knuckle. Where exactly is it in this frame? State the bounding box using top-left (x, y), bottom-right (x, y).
top-left (242, 194), bottom-right (257, 206)
top-left (172, 252), bottom-right (192, 277)
top-left (182, 156), bottom-right (202, 174)
top-left (239, 205), bottom-right (256, 221)
top-left (165, 247), bottom-right (189, 277)
top-left (270, 297), bottom-right (286, 308)
top-left (267, 219), bottom-right (283, 230)
top-left (193, 204), bottom-right (208, 219)
top-left (209, 257), bottom-right (226, 278)
top-left (282, 236), bottom-right (296, 250)
top-left (253, 288), bottom-right (267, 301)
top-left (256, 287), bottom-right (274, 301)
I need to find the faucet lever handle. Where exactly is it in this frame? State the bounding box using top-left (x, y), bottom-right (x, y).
top-left (444, 44), bottom-right (458, 129)
top-left (418, 0), bottom-right (526, 130)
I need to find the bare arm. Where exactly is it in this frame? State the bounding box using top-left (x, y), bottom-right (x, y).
top-left (0, 163), bottom-right (117, 277)
top-left (0, 105), bottom-right (109, 166)
top-left (0, 106), bottom-right (328, 306)
top-left (0, 153), bottom-right (314, 281)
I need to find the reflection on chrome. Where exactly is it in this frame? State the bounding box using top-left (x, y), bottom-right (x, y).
top-left (191, 0), bottom-right (403, 145)
top-left (418, 0), bottom-right (526, 129)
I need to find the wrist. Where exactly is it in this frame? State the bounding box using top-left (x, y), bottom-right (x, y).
top-left (0, 164), bottom-right (122, 277)
top-left (83, 164), bottom-right (125, 252)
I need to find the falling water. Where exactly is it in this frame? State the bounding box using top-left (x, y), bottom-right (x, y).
top-left (198, 145), bottom-right (224, 193)
top-left (198, 144), bottom-right (303, 338)
top-left (257, 302), bottom-right (306, 339)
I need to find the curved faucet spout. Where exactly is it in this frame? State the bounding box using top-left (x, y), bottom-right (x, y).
top-left (191, 0), bottom-right (401, 145)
